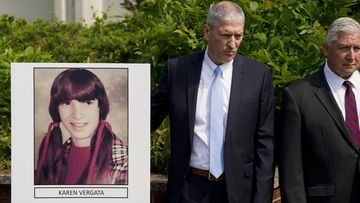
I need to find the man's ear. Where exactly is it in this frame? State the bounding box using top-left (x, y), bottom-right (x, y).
top-left (203, 24), bottom-right (210, 41)
top-left (322, 43), bottom-right (329, 57)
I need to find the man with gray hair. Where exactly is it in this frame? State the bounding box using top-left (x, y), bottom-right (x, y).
top-left (152, 1), bottom-right (275, 202)
top-left (279, 17), bottom-right (360, 202)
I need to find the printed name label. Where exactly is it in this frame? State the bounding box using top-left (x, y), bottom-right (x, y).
top-left (34, 187), bottom-right (128, 198)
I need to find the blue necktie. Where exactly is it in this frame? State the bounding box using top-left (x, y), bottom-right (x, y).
top-left (209, 66), bottom-right (225, 178)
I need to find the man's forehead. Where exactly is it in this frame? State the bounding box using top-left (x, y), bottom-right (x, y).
top-left (332, 32), bottom-right (360, 44)
top-left (216, 23), bottom-right (244, 32)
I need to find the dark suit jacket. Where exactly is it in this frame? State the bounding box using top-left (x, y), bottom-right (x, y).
top-left (279, 68), bottom-right (360, 203)
top-left (151, 51), bottom-right (275, 203)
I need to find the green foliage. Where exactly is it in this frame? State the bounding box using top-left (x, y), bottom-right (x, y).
top-left (0, 52), bottom-right (11, 171)
top-left (0, 0), bottom-right (359, 173)
top-left (151, 117), bottom-right (170, 174)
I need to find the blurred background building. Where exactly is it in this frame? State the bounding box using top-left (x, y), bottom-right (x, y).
top-left (0, 0), bottom-right (128, 25)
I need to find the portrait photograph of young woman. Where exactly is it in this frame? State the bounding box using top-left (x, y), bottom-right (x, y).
top-left (33, 68), bottom-right (128, 185)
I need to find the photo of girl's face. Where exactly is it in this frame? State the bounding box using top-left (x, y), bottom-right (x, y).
top-left (59, 99), bottom-right (100, 147)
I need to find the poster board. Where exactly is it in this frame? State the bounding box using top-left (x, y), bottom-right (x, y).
top-left (11, 63), bottom-right (150, 202)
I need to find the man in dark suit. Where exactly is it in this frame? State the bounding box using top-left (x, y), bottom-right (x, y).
top-left (151, 1), bottom-right (275, 202)
top-left (279, 17), bottom-right (360, 203)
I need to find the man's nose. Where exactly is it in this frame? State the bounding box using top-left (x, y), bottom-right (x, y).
top-left (346, 47), bottom-right (355, 60)
top-left (227, 36), bottom-right (236, 48)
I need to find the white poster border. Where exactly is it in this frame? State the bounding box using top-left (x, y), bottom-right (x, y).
top-left (11, 63), bottom-right (150, 203)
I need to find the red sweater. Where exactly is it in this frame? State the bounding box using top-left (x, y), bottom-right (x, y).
top-left (64, 144), bottom-right (91, 184)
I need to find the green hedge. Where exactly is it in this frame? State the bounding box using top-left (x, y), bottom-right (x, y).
top-left (0, 0), bottom-right (359, 173)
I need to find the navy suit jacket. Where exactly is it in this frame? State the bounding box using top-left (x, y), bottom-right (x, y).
top-left (151, 51), bottom-right (275, 203)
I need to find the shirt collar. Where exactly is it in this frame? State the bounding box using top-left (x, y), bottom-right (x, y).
top-left (324, 61), bottom-right (360, 91)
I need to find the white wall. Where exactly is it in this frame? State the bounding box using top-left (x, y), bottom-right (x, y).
top-left (0, 0), bottom-right (54, 22)
top-left (76, 0), bottom-right (129, 25)
top-left (0, 0), bottom-right (128, 24)
top-left (104, 0), bottom-right (129, 20)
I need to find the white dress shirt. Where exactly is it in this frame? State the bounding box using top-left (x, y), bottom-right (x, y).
top-left (189, 48), bottom-right (233, 170)
top-left (324, 62), bottom-right (360, 123)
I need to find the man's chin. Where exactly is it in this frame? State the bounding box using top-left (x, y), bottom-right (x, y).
top-left (222, 55), bottom-right (235, 63)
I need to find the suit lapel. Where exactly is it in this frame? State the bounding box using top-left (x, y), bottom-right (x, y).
top-left (187, 52), bottom-right (204, 147)
top-left (313, 70), bottom-right (359, 151)
top-left (225, 55), bottom-right (245, 139)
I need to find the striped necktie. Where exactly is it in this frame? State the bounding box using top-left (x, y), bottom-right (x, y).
top-left (344, 81), bottom-right (360, 147)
